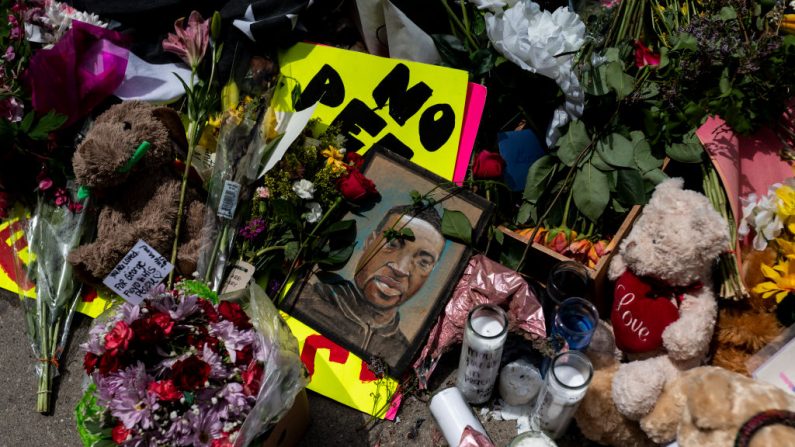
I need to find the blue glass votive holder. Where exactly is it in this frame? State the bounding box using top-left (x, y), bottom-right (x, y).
top-left (552, 297), bottom-right (598, 350)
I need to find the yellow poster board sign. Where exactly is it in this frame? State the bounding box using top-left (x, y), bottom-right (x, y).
top-left (274, 43), bottom-right (469, 180)
top-left (280, 311), bottom-right (401, 420)
top-left (0, 218), bottom-right (112, 318)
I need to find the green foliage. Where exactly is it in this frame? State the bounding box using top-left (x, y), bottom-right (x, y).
top-left (441, 209), bottom-right (473, 244)
top-left (75, 384), bottom-right (114, 447)
top-left (176, 280), bottom-right (219, 304)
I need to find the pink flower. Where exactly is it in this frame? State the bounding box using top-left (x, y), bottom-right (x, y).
top-left (601, 0), bottom-right (620, 7)
top-left (162, 11), bottom-right (209, 69)
top-left (3, 46), bottom-right (14, 62)
top-left (634, 40), bottom-right (661, 68)
top-left (38, 178), bottom-right (53, 191)
top-left (0, 97), bottom-right (23, 123)
top-left (256, 186), bottom-right (270, 199)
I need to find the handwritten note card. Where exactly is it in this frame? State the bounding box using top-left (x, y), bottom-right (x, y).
top-left (103, 240), bottom-right (173, 305)
top-left (220, 260), bottom-right (256, 294)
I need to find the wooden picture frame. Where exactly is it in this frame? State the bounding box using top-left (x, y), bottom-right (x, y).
top-left (281, 148), bottom-right (493, 376)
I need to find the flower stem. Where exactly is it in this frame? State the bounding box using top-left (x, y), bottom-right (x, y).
top-left (252, 244), bottom-right (287, 260)
top-left (439, 0), bottom-right (478, 49)
top-left (168, 120), bottom-right (201, 288)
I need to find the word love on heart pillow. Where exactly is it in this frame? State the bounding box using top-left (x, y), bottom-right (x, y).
top-left (611, 271), bottom-right (680, 353)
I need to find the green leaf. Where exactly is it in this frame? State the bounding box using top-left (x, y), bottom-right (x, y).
top-left (285, 241), bottom-right (300, 260)
top-left (672, 33), bottom-right (697, 52)
top-left (20, 112), bottom-right (34, 133)
top-left (493, 227), bottom-right (504, 244)
top-left (431, 34), bottom-right (469, 68)
top-left (517, 201), bottom-right (534, 224)
top-left (611, 198), bottom-right (628, 214)
top-left (273, 200), bottom-right (299, 225)
top-left (718, 68), bottom-right (731, 97)
top-left (616, 169), bottom-right (646, 205)
top-left (604, 47), bottom-right (620, 62)
top-left (605, 62), bottom-right (634, 99)
top-left (29, 111), bottom-right (67, 140)
top-left (523, 155), bottom-right (557, 202)
top-left (637, 81), bottom-right (659, 100)
top-left (441, 209), bottom-right (472, 244)
top-left (719, 6), bottom-right (737, 20)
top-left (630, 131), bottom-right (662, 173)
top-left (596, 133), bottom-right (634, 168)
top-left (556, 120), bottom-right (590, 167)
top-left (658, 47), bottom-right (670, 69)
top-left (323, 220), bottom-right (355, 235)
top-left (666, 131), bottom-right (704, 163)
top-left (591, 150), bottom-right (614, 172)
top-left (643, 168), bottom-right (668, 184)
top-left (583, 63), bottom-right (611, 96)
top-left (318, 245), bottom-right (355, 266)
top-left (572, 163), bottom-right (610, 221)
top-left (470, 49), bottom-right (496, 77)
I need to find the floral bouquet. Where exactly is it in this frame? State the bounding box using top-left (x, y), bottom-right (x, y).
top-left (740, 178), bottom-right (795, 323)
top-left (75, 281), bottom-right (305, 446)
top-left (11, 184), bottom-right (92, 413)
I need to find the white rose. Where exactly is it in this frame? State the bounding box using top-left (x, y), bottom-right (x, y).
top-left (292, 179), bottom-right (315, 200)
top-left (485, 0), bottom-right (586, 146)
top-left (304, 202), bottom-right (323, 224)
top-left (468, 0), bottom-right (519, 13)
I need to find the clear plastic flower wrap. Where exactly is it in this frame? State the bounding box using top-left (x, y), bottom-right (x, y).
top-left (74, 281), bottom-right (307, 446)
top-left (196, 107), bottom-right (272, 292)
top-left (10, 186), bottom-right (93, 413)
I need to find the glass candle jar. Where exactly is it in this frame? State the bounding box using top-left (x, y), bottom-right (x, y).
top-left (507, 431), bottom-right (557, 447)
top-left (544, 261), bottom-right (591, 332)
top-left (533, 351), bottom-right (593, 439)
top-left (456, 304), bottom-right (509, 404)
top-left (552, 297), bottom-right (598, 350)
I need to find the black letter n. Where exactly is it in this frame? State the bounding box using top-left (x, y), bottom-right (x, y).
top-left (372, 64), bottom-right (433, 126)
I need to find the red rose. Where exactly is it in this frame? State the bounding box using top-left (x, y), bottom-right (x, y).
top-left (97, 352), bottom-right (122, 374)
top-left (131, 318), bottom-right (165, 345)
top-left (197, 298), bottom-right (219, 322)
top-left (236, 345), bottom-right (253, 366)
top-left (337, 170), bottom-right (378, 203)
top-left (218, 301), bottom-right (252, 330)
top-left (150, 313), bottom-right (174, 336)
top-left (112, 422), bottom-right (131, 444)
top-left (147, 379), bottom-right (183, 401)
top-left (634, 40), bottom-right (660, 68)
top-left (345, 152), bottom-right (365, 170)
top-left (241, 362), bottom-right (264, 396)
top-left (472, 150), bottom-right (504, 179)
top-left (104, 321), bottom-right (133, 352)
top-left (171, 356), bottom-right (210, 391)
top-left (83, 352), bottom-right (98, 374)
top-left (211, 434), bottom-right (234, 447)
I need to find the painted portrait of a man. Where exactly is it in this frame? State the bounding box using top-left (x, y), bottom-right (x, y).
top-left (282, 149), bottom-right (491, 375)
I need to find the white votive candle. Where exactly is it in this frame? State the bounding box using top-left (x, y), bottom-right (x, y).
top-left (456, 304), bottom-right (509, 404)
top-left (533, 351), bottom-right (593, 439)
top-left (499, 359), bottom-right (543, 406)
top-left (429, 387), bottom-right (491, 446)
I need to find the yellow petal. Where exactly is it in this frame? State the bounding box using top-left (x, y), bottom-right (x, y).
top-left (753, 282), bottom-right (777, 294)
top-left (761, 264), bottom-right (782, 281)
top-left (775, 290), bottom-right (790, 303)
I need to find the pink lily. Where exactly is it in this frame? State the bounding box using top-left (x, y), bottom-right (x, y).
top-left (162, 11), bottom-right (209, 70)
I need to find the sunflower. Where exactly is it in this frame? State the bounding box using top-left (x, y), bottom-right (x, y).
top-left (753, 260), bottom-right (795, 303)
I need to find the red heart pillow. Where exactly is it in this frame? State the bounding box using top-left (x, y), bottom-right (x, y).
top-left (611, 270), bottom-right (680, 354)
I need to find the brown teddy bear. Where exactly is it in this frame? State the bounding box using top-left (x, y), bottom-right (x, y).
top-left (68, 100), bottom-right (207, 284)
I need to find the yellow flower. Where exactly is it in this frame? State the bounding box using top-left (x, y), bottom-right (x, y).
top-left (776, 185), bottom-right (795, 233)
top-left (321, 146), bottom-right (347, 172)
top-left (752, 260), bottom-right (795, 303)
top-left (207, 113), bottom-right (222, 129)
top-left (775, 238), bottom-right (795, 260)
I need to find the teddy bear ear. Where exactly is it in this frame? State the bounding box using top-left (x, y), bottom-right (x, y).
top-left (152, 107), bottom-right (188, 154)
top-left (654, 177), bottom-right (684, 193)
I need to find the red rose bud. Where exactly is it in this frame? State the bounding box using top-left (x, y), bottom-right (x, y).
top-left (545, 230), bottom-right (570, 253)
top-left (150, 312), bottom-right (175, 336)
top-left (473, 150), bottom-right (504, 179)
top-left (147, 379), bottom-right (183, 401)
top-left (345, 152), bottom-right (365, 170)
top-left (218, 301), bottom-right (253, 330)
top-left (83, 352), bottom-right (98, 374)
top-left (131, 318), bottom-right (165, 345)
top-left (337, 170), bottom-right (378, 203)
top-left (241, 362), bottom-right (264, 396)
top-left (104, 321), bottom-right (133, 352)
top-left (634, 40), bottom-right (660, 68)
top-left (112, 423), bottom-right (132, 444)
top-left (171, 355), bottom-right (211, 391)
top-left (97, 352), bottom-right (122, 374)
top-left (197, 298), bottom-right (219, 322)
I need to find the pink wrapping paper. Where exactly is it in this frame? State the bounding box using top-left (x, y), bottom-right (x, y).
top-left (27, 21), bottom-right (130, 127)
top-left (458, 425), bottom-right (495, 447)
top-left (413, 255), bottom-right (546, 389)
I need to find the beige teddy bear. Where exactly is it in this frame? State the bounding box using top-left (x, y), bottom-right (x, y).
top-left (607, 178), bottom-right (729, 420)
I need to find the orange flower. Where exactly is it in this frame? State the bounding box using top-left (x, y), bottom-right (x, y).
top-left (587, 240), bottom-right (610, 268)
top-left (546, 229), bottom-right (575, 253)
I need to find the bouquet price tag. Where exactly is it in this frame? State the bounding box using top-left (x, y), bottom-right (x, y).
top-left (220, 260), bottom-right (255, 294)
top-left (217, 180), bottom-right (241, 219)
top-left (103, 240), bottom-right (173, 305)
